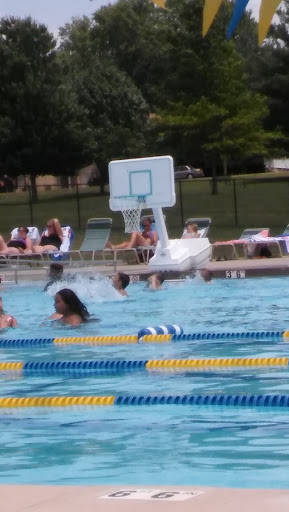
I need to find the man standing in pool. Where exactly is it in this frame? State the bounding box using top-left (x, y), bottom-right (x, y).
top-left (112, 273), bottom-right (130, 296)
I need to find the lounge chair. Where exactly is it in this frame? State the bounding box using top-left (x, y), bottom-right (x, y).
top-left (75, 218), bottom-right (112, 261)
top-left (211, 242), bottom-right (238, 261)
top-left (103, 213), bottom-right (163, 265)
top-left (279, 224), bottom-right (289, 237)
top-left (239, 228), bottom-right (270, 240)
top-left (183, 218), bottom-right (211, 238)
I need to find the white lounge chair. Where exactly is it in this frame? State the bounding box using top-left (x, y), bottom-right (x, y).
top-left (183, 217), bottom-right (211, 238)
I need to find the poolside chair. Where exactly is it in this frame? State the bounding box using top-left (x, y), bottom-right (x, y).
top-left (279, 224), bottom-right (289, 237)
top-left (103, 213), bottom-right (164, 265)
top-left (183, 218), bottom-right (211, 238)
top-left (239, 228), bottom-right (270, 240)
top-left (75, 218), bottom-right (112, 261)
top-left (211, 242), bottom-right (238, 261)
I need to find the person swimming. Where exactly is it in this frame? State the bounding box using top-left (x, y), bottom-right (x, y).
top-left (0, 296), bottom-right (18, 328)
top-left (112, 272), bottom-right (130, 296)
top-left (146, 273), bottom-right (164, 290)
top-left (43, 263), bottom-right (64, 291)
top-left (49, 288), bottom-right (90, 326)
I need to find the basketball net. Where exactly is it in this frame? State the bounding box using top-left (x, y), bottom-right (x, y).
top-left (121, 196), bottom-right (147, 233)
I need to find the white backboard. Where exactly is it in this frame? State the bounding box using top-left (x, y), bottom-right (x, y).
top-left (109, 155), bottom-right (175, 211)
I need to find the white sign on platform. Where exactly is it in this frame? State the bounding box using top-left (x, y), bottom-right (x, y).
top-left (226, 270), bottom-right (245, 279)
top-left (129, 275), bottom-right (140, 283)
top-left (99, 489), bottom-right (203, 501)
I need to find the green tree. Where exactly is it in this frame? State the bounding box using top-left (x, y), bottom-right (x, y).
top-left (59, 16), bottom-right (149, 188)
top-left (252, 0), bottom-right (289, 153)
top-left (0, 17), bottom-right (95, 200)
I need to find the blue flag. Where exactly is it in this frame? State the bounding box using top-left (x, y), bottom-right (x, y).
top-left (227, 0), bottom-right (249, 39)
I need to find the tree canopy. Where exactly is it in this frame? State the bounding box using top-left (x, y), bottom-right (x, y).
top-left (0, 0), bottom-right (287, 186)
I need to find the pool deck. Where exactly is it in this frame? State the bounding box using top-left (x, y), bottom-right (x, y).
top-left (1, 256), bottom-right (289, 284)
top-left (1, 484), bottom-right (289, 511)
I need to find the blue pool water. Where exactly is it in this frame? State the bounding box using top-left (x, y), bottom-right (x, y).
top-left (1, 273), bottom-right (289, 488)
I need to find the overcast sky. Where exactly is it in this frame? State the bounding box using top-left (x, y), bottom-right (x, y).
top-left (0, 0), bottom-right (263, 34)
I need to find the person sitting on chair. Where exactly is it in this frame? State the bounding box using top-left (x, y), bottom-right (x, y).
top-left (106, 217), bottom-right (158, 250)
top-left (0, 226), bottom-right (34, 255)
top-left (33, 218), bottom-right (63, 254)
top-left (182, 222), bottom-right (200, 239)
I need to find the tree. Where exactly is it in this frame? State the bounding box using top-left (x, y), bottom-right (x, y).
top-left (251, 0), bottom-right (289, 154)
top-left (0, 17), bottom-right (95, 200)
top-left (59, 16), bottom-right (149, 188)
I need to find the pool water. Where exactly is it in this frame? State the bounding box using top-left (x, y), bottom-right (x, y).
top-left (1, 274), bottom-right (289, 488)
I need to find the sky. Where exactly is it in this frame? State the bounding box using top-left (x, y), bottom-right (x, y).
top-left (0, 0), bottom-right (262, 35)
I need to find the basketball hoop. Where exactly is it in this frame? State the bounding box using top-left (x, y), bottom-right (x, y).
top-left (121, 196), bottom-right (147, 233)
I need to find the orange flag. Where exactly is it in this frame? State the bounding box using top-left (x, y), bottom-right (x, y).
top-left (258, 0), bottom-right (281, 45)
top-left (152, 0), bottom-right (166, 8)
top-left (203, 0), bottom-right (225, 37)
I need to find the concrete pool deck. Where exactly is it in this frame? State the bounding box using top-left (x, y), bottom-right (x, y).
top-left (1, 484), bottom-right (289, 511)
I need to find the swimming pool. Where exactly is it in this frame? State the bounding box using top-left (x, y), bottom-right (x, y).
top-left (1, 274), bottom-right (289, 488)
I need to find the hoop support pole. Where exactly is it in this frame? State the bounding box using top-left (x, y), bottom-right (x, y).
top-left (153, 207), bottom-right (169, 248)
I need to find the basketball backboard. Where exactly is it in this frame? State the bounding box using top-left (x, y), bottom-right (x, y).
top-left (109, 155), bottom-right (175, 211)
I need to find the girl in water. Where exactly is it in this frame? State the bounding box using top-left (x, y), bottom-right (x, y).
top-left (50, 289), bottom-right (90, 326)
top-left (0, 297), bottom-right (18, 328)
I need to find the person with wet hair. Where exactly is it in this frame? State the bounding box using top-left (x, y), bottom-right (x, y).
top-left (0, 296), bottom-right (18, 328)
top-left (147, 273), bottom-right (164, 290)
top-left (43, 263), bottom-right (64, 291)
top-left (50, 288), bottom-right (90, 326)
top-left (112, 272), bottom-right (130, 296)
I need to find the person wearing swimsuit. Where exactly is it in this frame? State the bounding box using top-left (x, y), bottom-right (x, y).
top-left (33, 218), bottom-right (63, 254)
top-left (106, 218), bottom-right (158, 250)
top-left (0, 226), bottom-right (33, 255)
top-left (0, 297), bottom-right (18, 328)
top-left (49, 288), bottom-right (90, 326)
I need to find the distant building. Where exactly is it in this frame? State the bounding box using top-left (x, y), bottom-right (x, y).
top-left (15, 164), bottom-right (100, 191)
top-left (265, 159), bottom-right (289, 171)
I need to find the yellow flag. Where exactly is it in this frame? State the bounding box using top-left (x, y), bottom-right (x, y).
top-left (258, 0), bottom-right (281, 45)
top-left (203, 0), bottom-right (225, 37)
top-left (152, 0), bottom-right (166, 8)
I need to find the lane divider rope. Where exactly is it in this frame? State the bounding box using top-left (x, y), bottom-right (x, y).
top-left (0, 330), bottom-right (287, 348)
top-left (0, 394), bottom-right (289, 408)
top-left (0, 357), bottom-right (287, 374)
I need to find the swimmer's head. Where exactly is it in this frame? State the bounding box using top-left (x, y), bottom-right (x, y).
top-left (49, 263), bottom-right (64, 279)
top-left (113, 272), bottom-right (130, 290)
top-left (200, 269), bottom-right (212, 282)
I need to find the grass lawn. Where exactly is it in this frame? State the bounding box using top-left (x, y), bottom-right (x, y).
top-left (0, 174), bottom-right (288, 248)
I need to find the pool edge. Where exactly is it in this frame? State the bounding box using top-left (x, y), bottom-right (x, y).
top-left (1, 484), bottom-right (289, 511)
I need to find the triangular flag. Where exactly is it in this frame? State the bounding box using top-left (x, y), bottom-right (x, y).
top-left (227, 0), bottom-right (249, 39)
top-left (258, 0), bottom-right (281, 45)
top-left (152, 0), bottom-right (166, 8)
top-left (203, 0), bottom-right (225, 37)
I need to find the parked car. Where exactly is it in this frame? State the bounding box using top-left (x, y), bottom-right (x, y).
top-left (174, 165), bottom-right (204, 180)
